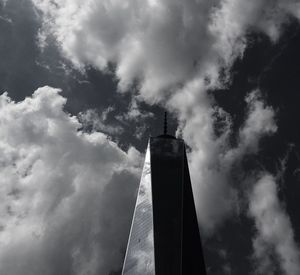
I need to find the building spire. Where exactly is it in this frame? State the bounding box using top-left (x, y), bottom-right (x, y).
top-left (164, 111), bottom-right (168, 135)
top-left (157, 111), bottom-right (175, 138)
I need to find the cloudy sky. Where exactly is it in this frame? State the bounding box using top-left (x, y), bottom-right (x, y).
top-left (0, 0), bottom-right (300, 274)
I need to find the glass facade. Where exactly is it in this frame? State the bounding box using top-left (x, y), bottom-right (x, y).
top-left (122, 144), bottom-right (155, 275)
top-left (122, 136), bottom-right (206, 275)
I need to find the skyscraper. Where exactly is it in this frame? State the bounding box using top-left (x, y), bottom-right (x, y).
top-left (122, 120), bottom-right (207, 274)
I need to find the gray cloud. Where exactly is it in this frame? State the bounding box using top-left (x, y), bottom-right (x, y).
top-left (249, 174), bottom-right (300, 275)
top-left (182, 89), bottom-right (277, 232)
top-left (78, 109), bottom-right (124, 136)
top-left (0, 86), bottom-right (141, 275)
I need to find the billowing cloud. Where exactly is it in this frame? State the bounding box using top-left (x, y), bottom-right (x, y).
top-left (249, 174), bottom-right (300, 275)
top-left (32, 0), bottom-right (213, 99)
top-left (179, 89), bottom-right (277, 232)
top-left (32, 0), bottom-right (300, 97)
top-left (0, 86), bottom-right (141, 275)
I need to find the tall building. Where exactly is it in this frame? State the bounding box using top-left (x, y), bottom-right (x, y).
top-left (122, 117), bottom-right (207, 275)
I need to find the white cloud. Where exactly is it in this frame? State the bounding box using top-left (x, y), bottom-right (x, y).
top-left (223, 90), bottom-right (277, 164)
top-left (239, 91), bottom-right (277, 151)
top-left (0, 86), bottom-right (142, 275)
top-left (249, 174), bottom-right (300, 275)
top-left (32, 0), bottom-right (217, 99)
top-left (32, 0), bottom-right (300, 98)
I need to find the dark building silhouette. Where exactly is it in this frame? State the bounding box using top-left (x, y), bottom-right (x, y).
top-left (122, 118), bottom-right (206, 274)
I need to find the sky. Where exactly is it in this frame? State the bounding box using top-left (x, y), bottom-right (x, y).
top-left (0, 0), bottom-right (300, 274)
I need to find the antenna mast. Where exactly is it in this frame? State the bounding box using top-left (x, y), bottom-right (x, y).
top-left (164, 111), bottom-right (168, 135)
